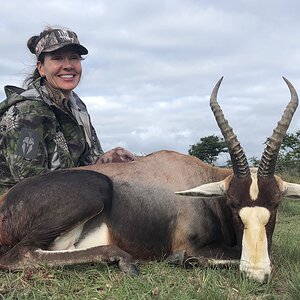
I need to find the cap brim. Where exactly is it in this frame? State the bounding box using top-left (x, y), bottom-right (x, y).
top-left (42, 43), bottom-right (88, 55)
top-left (74, 44), bottom-right (88, 55)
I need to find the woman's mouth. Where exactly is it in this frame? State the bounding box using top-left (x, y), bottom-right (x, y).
top-left (59, 74), bottom-right (75, 79)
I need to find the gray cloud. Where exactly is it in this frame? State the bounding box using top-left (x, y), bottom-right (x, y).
top-left (1, 0), bottom-right (300, 164)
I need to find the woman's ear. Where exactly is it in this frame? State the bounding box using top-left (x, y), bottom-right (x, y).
top-left (37, 61), bottom-right (44, 77)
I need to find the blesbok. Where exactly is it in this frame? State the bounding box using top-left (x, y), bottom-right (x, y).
top-left (0, 78), bottom-right (299, 283)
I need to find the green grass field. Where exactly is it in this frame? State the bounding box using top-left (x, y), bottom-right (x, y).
top-left (0, 194), bottom-right (299, 299)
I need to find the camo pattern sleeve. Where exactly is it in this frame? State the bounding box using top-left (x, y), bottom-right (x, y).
top-left (79, 125), bottom-right (103, 165)
top-left (0, 99), bottom-right (74, 186)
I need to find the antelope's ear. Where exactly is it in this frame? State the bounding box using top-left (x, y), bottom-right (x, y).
top-left (280, 180), bottom-right (300, 199)
top-left (175, 175), bottom-right (232, 197)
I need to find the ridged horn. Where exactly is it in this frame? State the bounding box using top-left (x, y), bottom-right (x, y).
top-left (258, 77), bottom-right (298, 177)
top-left (210, 77), bottom-right (250, 178)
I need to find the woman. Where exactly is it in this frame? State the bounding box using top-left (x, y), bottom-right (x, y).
top-left (0, 27), bottom-right (135, 188)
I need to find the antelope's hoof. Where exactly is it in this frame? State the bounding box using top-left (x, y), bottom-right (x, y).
top-left (184, 256), bottom-right (205, 269)
top-left (165, 250), bottom-right (186, 266)
top-left (118, 260), bottom-right (139, 276)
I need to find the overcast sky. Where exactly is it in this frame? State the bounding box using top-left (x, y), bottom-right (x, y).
top-left (1, 0), bottom-right (300, 163)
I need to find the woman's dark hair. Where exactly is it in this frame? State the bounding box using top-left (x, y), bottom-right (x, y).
top-left (23, 53), bottom-right (45, 88)
top-left (23, 27), bottom-right (54, 87)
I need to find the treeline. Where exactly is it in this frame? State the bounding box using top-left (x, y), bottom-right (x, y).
top-left (188, 131), bottom-right (300, 178)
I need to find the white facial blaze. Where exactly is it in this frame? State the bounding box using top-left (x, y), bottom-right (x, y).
top-left (239, 207), bottom-right (271, 282)
top-left (249, 168), bottom-right (259, 201)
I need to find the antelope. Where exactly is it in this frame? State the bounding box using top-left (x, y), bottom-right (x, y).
top-left (0, 77), bottom-right (299, 283)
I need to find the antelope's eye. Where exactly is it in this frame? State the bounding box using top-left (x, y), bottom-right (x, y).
top-left (229, 203), bottom-right (239, 210)
top-left (227, 198), bottom-right (239, 209)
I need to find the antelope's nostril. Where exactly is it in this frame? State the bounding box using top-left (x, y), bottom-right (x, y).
top-left (262, 273), bottom-right (270, 284)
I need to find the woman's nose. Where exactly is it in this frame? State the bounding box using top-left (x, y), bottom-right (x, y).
top-left (62, 58), bottom-right (73, 68)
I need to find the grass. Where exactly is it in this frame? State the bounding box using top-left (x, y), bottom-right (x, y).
top-left (0, 196), bottom-right (299, 299)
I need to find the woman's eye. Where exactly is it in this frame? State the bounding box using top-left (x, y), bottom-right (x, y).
top-left (51, 56), bottom-right (63, 61)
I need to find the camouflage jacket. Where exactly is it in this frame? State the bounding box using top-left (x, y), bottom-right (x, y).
top-left (0, 78), bottom-right (103, 187)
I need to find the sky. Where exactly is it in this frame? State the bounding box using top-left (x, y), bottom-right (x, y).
top-left (1, 0), bottom-right (300, 164)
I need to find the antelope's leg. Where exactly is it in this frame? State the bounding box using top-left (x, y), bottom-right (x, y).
top-left (0, 245), bottom-right (139, 275)
top-left (184, 256), bottom-right (240, 269)
top-left (0, 171), bottom-right (112, 253)
top-left (165, 250), bottom-right (240, 269)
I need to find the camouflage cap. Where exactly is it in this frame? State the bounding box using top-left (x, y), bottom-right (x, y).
top-left (35, 29), bottom-right (88, 58)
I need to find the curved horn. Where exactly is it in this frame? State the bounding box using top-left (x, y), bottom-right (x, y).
top-left (210, 77), bottom-right (250, 178)
top-left (258, 77), bottom-right (298, 177)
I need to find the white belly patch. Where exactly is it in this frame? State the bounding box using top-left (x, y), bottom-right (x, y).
top-left (49, 222), bottom-right (110, 251)
top-left (50, 223), bottom-right (84, 251)
top-left (75, 222), bottom-right (110, 249)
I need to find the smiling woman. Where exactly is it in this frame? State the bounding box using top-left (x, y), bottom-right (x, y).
top-left (37, 48), bottom-right (83, 99)
top-left (0, 26), bottom-right (135, 188)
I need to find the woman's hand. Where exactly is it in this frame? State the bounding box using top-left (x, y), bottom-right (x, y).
top-left (97, 147), bottom-right (136, 164)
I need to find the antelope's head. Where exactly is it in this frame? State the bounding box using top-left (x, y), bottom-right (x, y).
top-left (177, 77), bottom-right (300, 282)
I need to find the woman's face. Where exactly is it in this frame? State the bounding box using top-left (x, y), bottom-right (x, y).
top-left (37, 46), bottom-right (82, 98)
